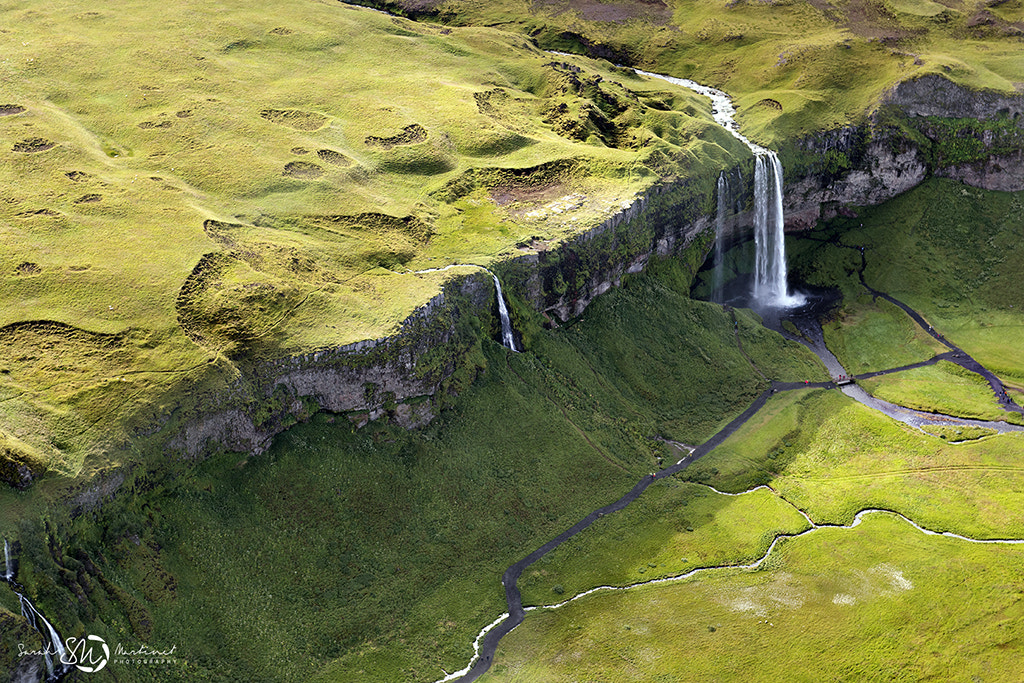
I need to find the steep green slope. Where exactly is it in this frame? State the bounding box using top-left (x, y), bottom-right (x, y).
top-left (0, 261), bottom-right (823, 682)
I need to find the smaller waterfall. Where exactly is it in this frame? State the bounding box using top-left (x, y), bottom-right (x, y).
top-left (3, 538), bottom-right (12, 582)
top-left (3, 540), bottom-right (72, 680)
top-left (490, 273), bottom-right (518, 352)
top-left (712, 172), bottom-right (729, 303)
top-left (409, 264), bottom-right (519, 351)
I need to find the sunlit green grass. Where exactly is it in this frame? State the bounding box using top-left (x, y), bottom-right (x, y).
top-left (378, 0), bottom-right (1024, 144)
top-left (518, 480), bottom-right (810, 606)
top-left (861, 360), bottom-right (1022, 423)
top-left (479, 513), bottom-right (1024, 682)
top-left (1, 0), bottom-right (752, 480)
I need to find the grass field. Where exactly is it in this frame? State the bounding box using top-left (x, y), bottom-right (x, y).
top-left (479, 513), bottom-right (1024, 682)
top-left (361, 0), bottom-right (1024, 144)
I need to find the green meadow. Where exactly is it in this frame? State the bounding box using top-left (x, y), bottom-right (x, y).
top-left (480, 513), bottom-right (1024, 683)
top-left (471, 180), bottom-right (1024, 681)
top-left (364, 0), bottom-right (1024, 144)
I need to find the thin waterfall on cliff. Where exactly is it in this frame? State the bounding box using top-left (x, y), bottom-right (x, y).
top-left (490, 273), bottom-right (518, 352)
top-left (712, 172), bottom-right (729, 303)
top-left (2, 540), bottom-right (72, 680)
top-left (753, 152), bottom-right (804, 308)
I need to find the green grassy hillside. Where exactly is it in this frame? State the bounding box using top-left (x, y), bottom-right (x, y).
top-left (0, 261), bottom-right (823, 682)
top-left (358, 0), bottom-right (1024, 145)
top-left (1, 0), bottom-right (749, 483)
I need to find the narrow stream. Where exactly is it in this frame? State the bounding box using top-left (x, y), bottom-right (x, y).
top-left (434, 63), bottom-right (1024, 682)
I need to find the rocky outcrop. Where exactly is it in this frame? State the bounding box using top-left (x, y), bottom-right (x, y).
top-left (782, 74), bottom-right (1024, 229)
top-left (886, 74), bottom-right (1024, 120)
top-left (164, 275), bottom-right (491, 459)
top-left (937, 149), bottom-right (1024, 191)
top-left (785, 133), bottom-right (928, 229)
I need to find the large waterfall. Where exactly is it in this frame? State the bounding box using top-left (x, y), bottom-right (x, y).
top-left (636, 68), bottom-right (803, 308)
top-left (753, 153), bottom-right (803, 307)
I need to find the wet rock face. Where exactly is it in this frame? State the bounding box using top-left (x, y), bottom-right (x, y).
top-left (938, 150), bottom-right (1024, 191)
top-left (785, 136), bottom-right (928, 229)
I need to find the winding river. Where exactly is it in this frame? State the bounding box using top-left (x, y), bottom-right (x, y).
top-left (432, 64), bottom-right (1024, 683)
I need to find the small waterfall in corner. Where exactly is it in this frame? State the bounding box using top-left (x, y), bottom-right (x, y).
top-left (712, 172), bottom-right (729, 303)
top-left (489, 273), bottom-right (518, 352)
top-left (2, 539), bottom-right (72, 681)
top-left (408, 264), bottom-right (519, 351)
top-left (753, 152), bottom-right (804, 308)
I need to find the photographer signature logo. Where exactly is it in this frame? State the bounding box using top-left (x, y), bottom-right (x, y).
top-left (19, 635), bottom-right (176, 673)
top-left (66, 635), bottom-right (110, 673)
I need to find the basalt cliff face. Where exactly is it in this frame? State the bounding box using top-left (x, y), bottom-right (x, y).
top-left (784, 75), bottom-right (1024, 230)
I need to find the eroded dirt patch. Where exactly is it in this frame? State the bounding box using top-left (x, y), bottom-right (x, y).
top-left (490, 181), bottom-right (568, 207)
top-left (535, 0), bottom-right (671, 24)
top-left (73, 194), bottom-right (102, 204)
top-left (0, 104), bottom-right (26, 116)
top-left (12, 137), bottom-right (55, 153)
top-left (65, 171), bottom-right (90, 181)
top-left (138, 119), bottom-right (172, 129)
top-left (283, 161), bottom-right (324, 179)
top-left (365, 123), bottom-right (428, 149)
top-left (259, 108), bottom-right (328, 131)
top-left (317, 149), bottom-right (351, 166)
top-left (15, 262), bottom-right (42, 276)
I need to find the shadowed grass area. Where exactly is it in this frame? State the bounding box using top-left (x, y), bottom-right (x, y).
top-left (479, 513), bottom-right (1024, 682)
top-left (791, 178), bottom-right (1024, 408)
top-left (1, 261), bottom-right (824, 682)
top-left (830, 180), bottom-right (1024, 384)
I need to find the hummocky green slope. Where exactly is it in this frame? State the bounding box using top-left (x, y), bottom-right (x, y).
top-left (351, 0), bottom-right (1024, 144)
top-left (1, 0), bottom-right (748, 483)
